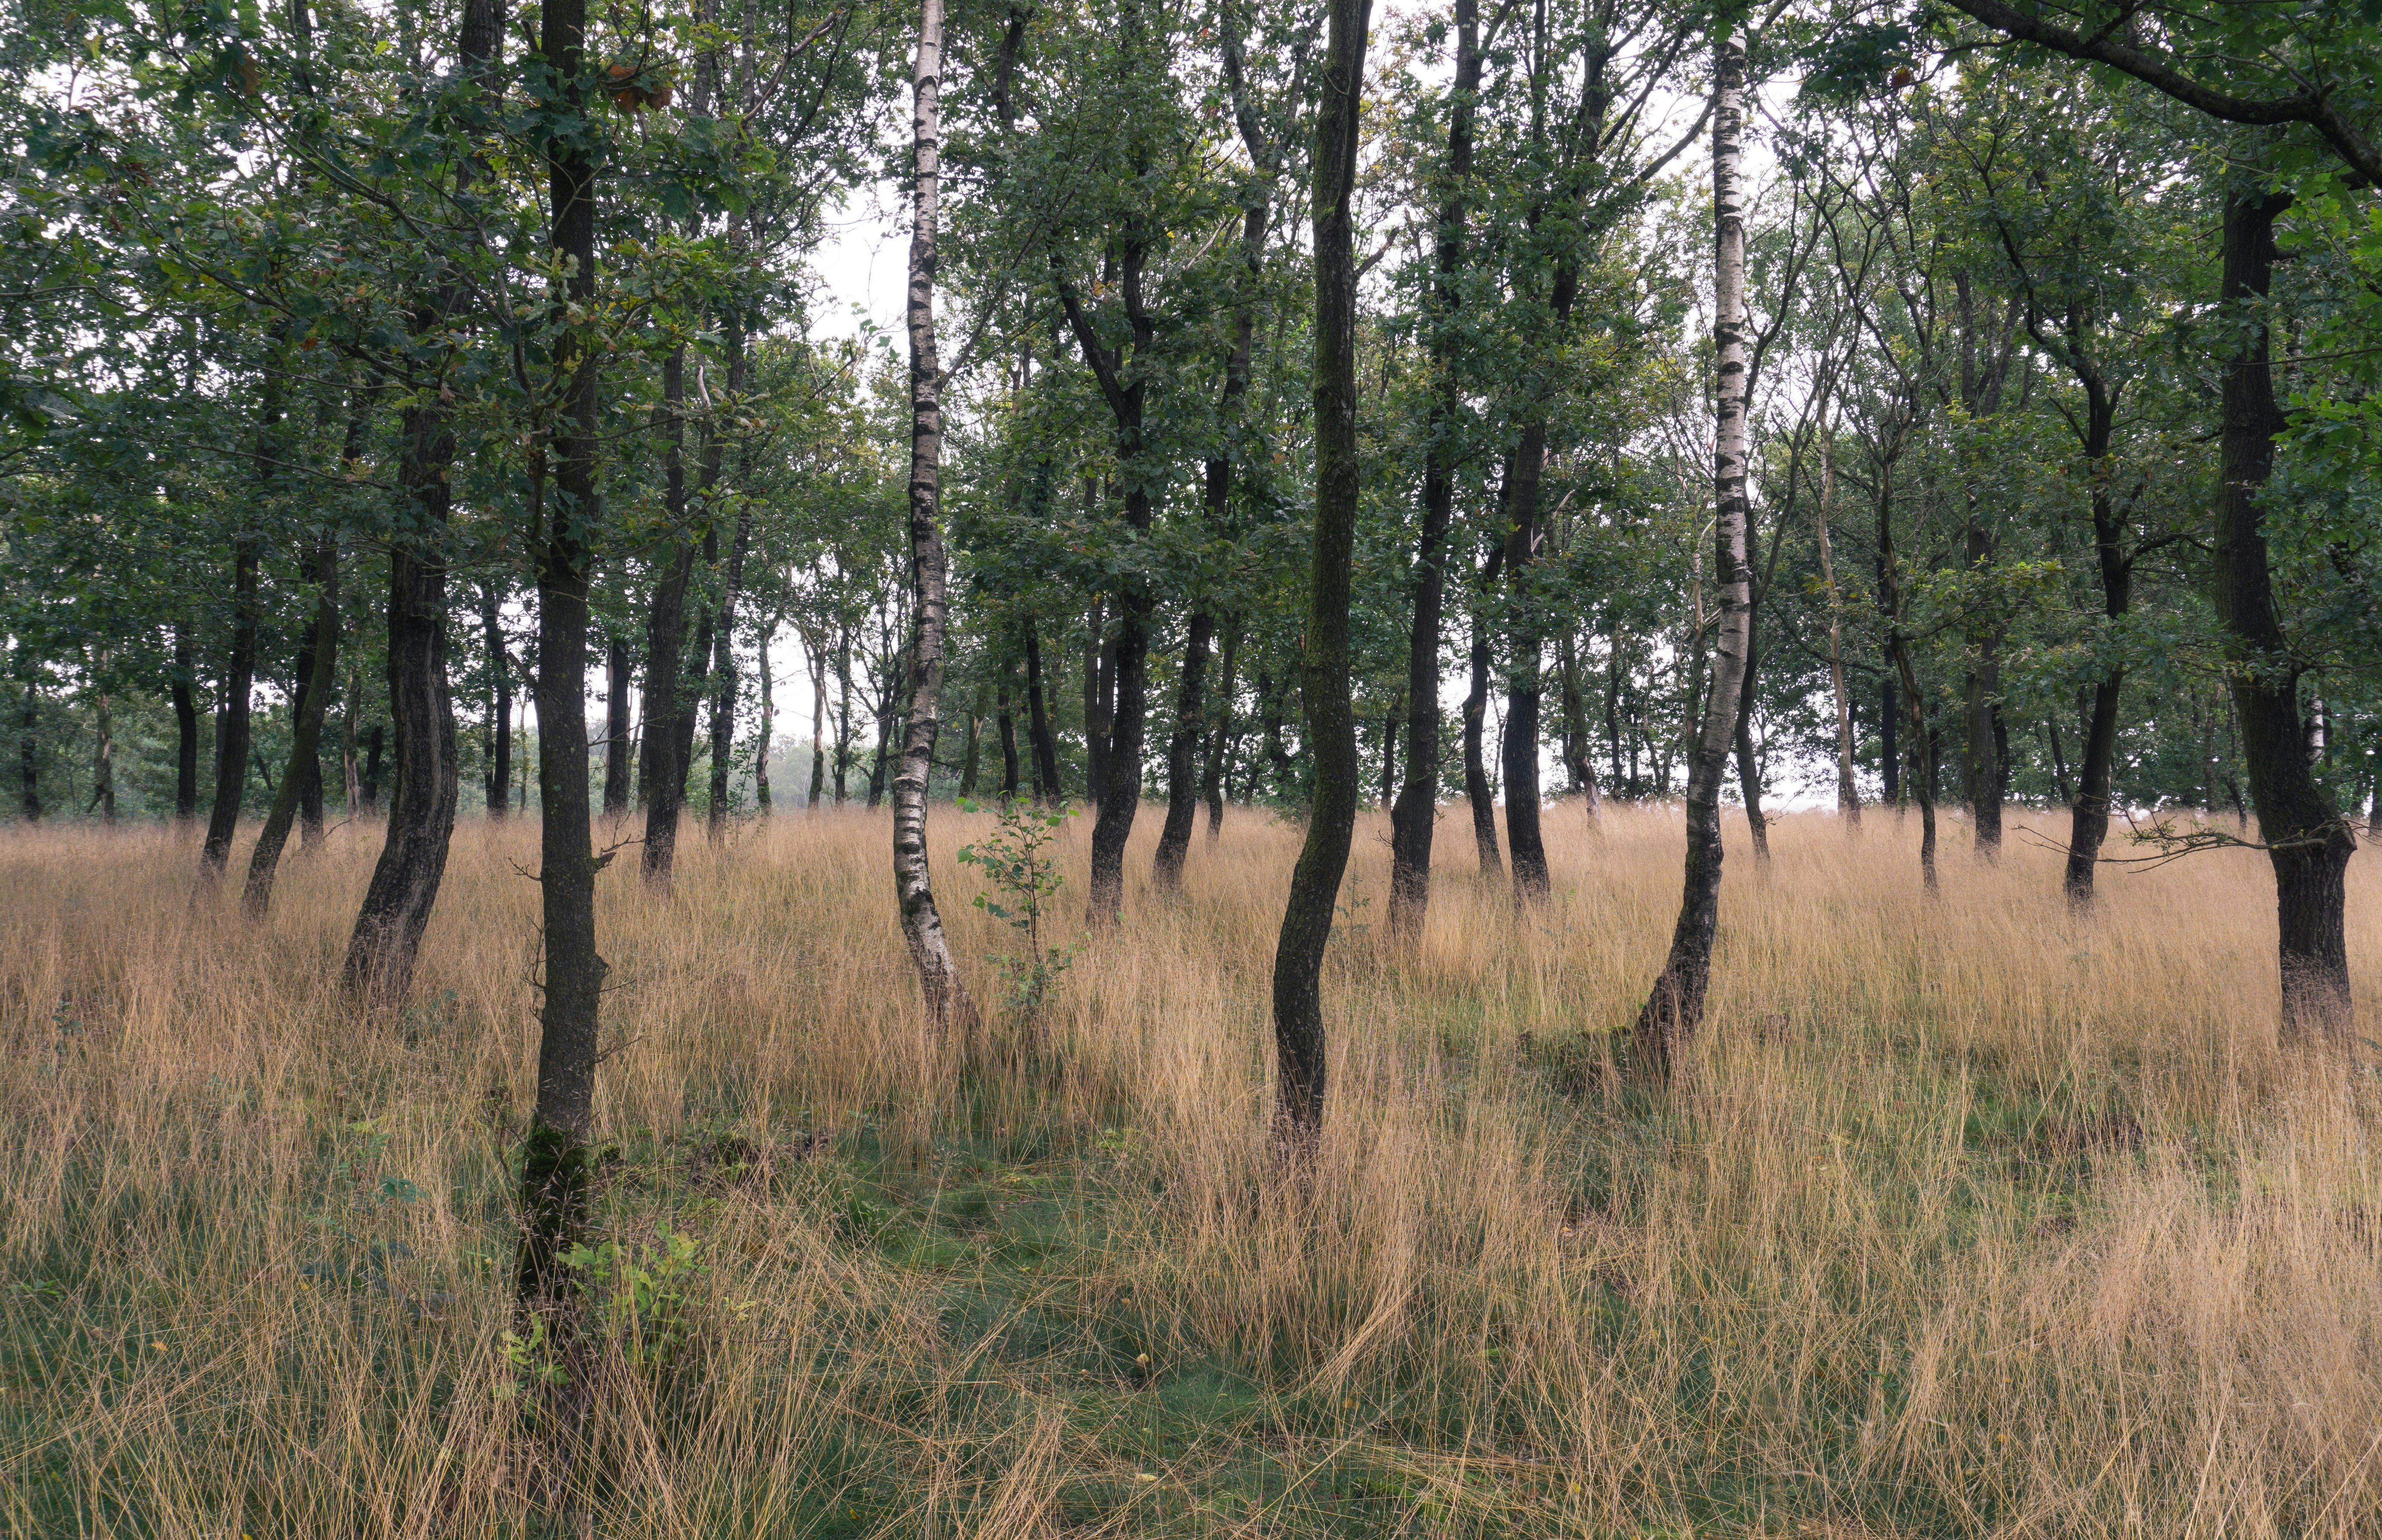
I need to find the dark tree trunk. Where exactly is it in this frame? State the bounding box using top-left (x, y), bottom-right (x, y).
top-left (2214, 188), bottom-right (2356, 1042)
top-left (200, 529), bottom-right (263, 876)
top-left (343, 0), bottom-right (491, 994)
top-left (705, 328), bottom-right (755, 839)
top-left (243, 542), bottom-right (341, 918)
top-left (362, 723), bottom-right (384, 811)
top-left (1379, 689), bottom-right (1400, 807)
top-left (1084, 598), bottom-right (1111, 812)
top-left (1023, 619), bottom-right (1060, 803)
top-left (602, 629), bottom-right (632, 814)
top-left (481, 582), bottom-right (511, 821)
top-left (90, 687), bottom-right (115, 822)
top-left (639, 345), bottom-right (696, 884)
top-left (1387, 0), bottom-right (1480, 940)
top-left (1152, 609), bottom-right (1212, 894)
top-left (1273, 0), bottom-right (1368, 1145)
top-left (1500, 433), bottom-right (1551, 905)
top-left (1463, 547), bottom-right (1504, 877)
top-left (16, 676), bottom-right (36, 820)
top-left (517, 0), bottom-right (606, 1320)
top-left (343, 405), bottom-right (460, 996)
top-left (996, 673), bottom-right (1021, 799)
top-left (172, 620), bottom-right (200, 822)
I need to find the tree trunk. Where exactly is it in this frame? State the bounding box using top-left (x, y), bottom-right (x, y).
top-left (200, 528), bottom-right (263, 876)
top-left (362, 722), bottom-right (384, 811)
top-left (893, 0), bottom-right (976, 1044)
top-left (1151, 610), bottom-right (1212, 893)
top-left (1632, 28), bottom-right (1752, 1081)
top-left (1463, 547), bottom-right (1504, 876)
top-left (1022, 619), bottom-right (1060, 803)
top-left (1272, 0), bottom-right (1368, 1146)
top-left (602, 630), bottom-right (632, 814)
top-left (705, 328), bottom-right (755, 839)
top-left (638, 346), bottom-right (696, 884)
top-left (1732, 486), bottom-right (1768, 863)
top-left (1387, 0), bottom-right (1480, 940)
top-left (1500, 432), bottom-right (1551, 905)
top-left (1083, 597), bottom-right (1110, 812)
top-left (172, 620), bottom-right (200, 822)
top-left (755, 619), bottom-right (775, 812)
top-left (343, 405), bottom-right (460, 996)
top-left (1202, 618), bottom-right (1239, 840)
top-left (90, 686), bottom-right (115, 822)
top-left (833, 630), bottom-right (853, 805)
top-left (2214, 187), bottom-right (2356, 1042)
top-left (481, 582), bottom-right (512, 821)
top-left (1814, 428), bottom-right (1860, 823)
top-left (341, 665), bottom-right (363, 815)
top-left (15, 677), bottom-right (33, 820)
top-left (996, 672), bottom-right (1021, 799)
top-left (517, 0), bottom-right (607, 1318)
top-left (1379, 689), bottom-right (1400, 807)
top-left (243, 541), bottom-right (340, 918)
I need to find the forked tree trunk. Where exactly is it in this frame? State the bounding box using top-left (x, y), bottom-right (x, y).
top-left (1632, 28), bottom-right (1753, 1081)
top-left (517, 0), bottom-right (607, 1318)
top-left (1272, 0), bottom-right (1369, 1145)
top-left (343, 0), bottom-right (493, 994)
top-left (1387, 0), bottom-right (1480, 940)
top-left (892, 0), bottom-right (975, 1045)
top-left (243, 542), bottom-right (340, 918)
top-left (2214, 187), bottom-right (2356, 1043)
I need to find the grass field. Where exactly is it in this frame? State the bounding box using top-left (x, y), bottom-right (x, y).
top-left (2, 803), bottom-right (2378, 1538)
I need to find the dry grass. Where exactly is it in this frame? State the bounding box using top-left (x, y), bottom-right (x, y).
top-left (1, 801), bottom-right (2378, 1538)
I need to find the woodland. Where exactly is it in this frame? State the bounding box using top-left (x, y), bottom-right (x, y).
top-left (2, 0), bottom-right (2381, 1533)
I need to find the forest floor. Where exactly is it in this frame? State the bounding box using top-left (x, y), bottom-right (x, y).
top-left (2, 803), bottom-right (2378, 1538)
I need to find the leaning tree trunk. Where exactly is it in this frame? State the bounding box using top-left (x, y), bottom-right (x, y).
top-left (1632, 27), bottom-right (1752, 1083)
top-left (1272, 0), bottom-right (1369, 1146)
top-left (242, 542), bottom-right (340, 918)
top-left (516, 0), bottom-right (608, 1320)
top-left (891, 0), bottom-right (975, 1045)
top-left (1387, 0), bottom-right (1481, 940)
top-left (2214, 187), bottom-right (2356, 1044)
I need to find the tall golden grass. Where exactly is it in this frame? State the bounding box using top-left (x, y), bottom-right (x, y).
top-left (1, 802), bottom-right (2376, 1537)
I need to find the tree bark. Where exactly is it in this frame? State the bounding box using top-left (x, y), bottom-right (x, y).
top-left (996, 672), bottom-right (1021, 799)
top-left (200, 527), bottom-right (263, 876)
top-left (1022, 618), bottom-right (1060, 803)
top-left (1463, 546), bottom-right (1504, 876)
top-left (15, 676), bottom-right (34, 820)
top-left (1272, 0), bottom-right (1369, 1145)
top-left (343, 0), bottom-right (492, 994)
top-left (1632, 27), bottom-right (1753, 1081)
top-left (639, 345), bottom-right (696, 884)
top-left (243, 541), bottom-right (340, 918)
top-left (517, 0), bottom-right (607, 1317)
top-left (705, 328), bottom-right (755, 839)
top-left (1151, 609), bottom-right (1212, 893)
top-left (1201, 618), bottom-right (1240, 840)
top-left (892, 0), bottom-right (975, 1045)
top-left (1500, 434), bottom-right (1551, 905)
top-left (1387, 0), bottom-right (1480, 940)
top-left (90, 684), bottom-right (114, 822)
top-left (172, 619), bottom-right (200, 822)
top-left (480, 582), bottom-right (511, 820)
top-left (2214, 186), bottom-right (2356, 1042)
top-left (1814, 427), bottom-right (1860, 823)
top-left (755, 618), bottom-right (776, 812)
top-left (602, 629), bottom-right (632, 814)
